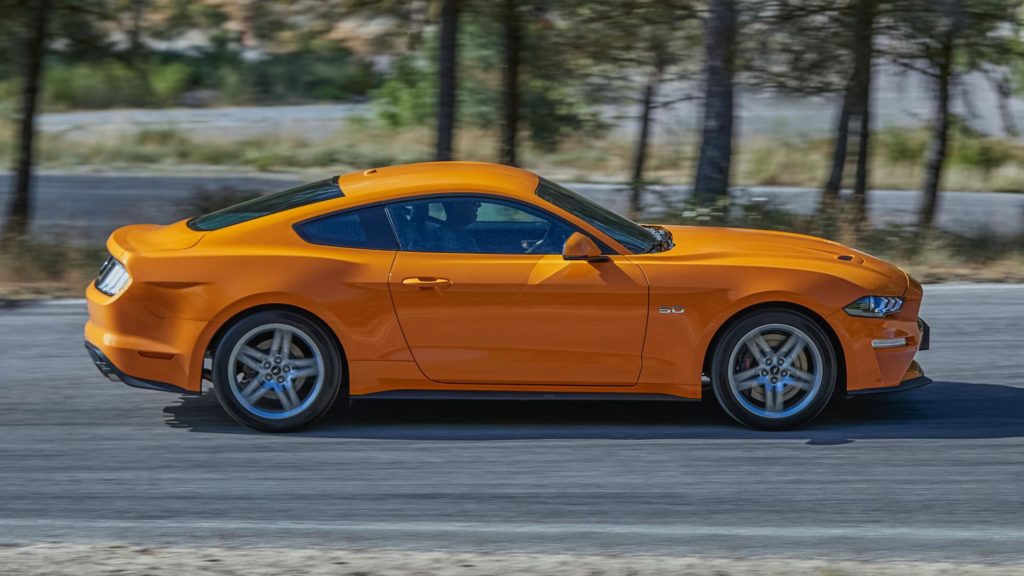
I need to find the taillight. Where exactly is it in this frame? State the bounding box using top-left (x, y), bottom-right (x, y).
top-left (95, 255), bottom-right (131, 296)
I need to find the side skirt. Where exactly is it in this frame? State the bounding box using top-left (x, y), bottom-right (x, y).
top-left (349, 390), bottom-right (700, 402)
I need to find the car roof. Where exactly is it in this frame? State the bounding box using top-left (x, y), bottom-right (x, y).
top-left (335, 161), bottom-right (542, 204)
top-left (191, 161), bottom-right (631, 256)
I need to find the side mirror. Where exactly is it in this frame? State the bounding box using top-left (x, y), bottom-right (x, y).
top-left (562, 232), bottom-right (609, 262)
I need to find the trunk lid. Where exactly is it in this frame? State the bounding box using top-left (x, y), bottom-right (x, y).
top-left (107, 219), bottom-right (205, 258)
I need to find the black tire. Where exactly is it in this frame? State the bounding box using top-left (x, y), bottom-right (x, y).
top-left (710, 309), bottom-right (837, 430)
top-left (212, 309), bottom-right (344, 432)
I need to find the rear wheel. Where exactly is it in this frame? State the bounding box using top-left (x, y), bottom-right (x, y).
top-left (212, 310), bottom-right (343, 432)
top-left (710, 309), bottom-right (837, 430)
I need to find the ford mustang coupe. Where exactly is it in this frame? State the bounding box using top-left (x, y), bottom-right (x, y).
top-left (85, 162), bottom-right (929, 431)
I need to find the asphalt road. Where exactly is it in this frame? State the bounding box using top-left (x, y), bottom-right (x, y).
top-left (1, 172), bottom-right (1023, 244)
top-left (1, 284), bottom-right (1022, 562)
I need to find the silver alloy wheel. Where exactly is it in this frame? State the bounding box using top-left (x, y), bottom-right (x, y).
top-left (726, 323), bottom-right (824, 419)
top-left (227, 323), bottom-right (325, 420)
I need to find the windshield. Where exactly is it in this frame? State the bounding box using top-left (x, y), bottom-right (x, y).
top-left (535, 178), bottom-right (656, 253)
top-left (188, 178), bottom-right (342, 231)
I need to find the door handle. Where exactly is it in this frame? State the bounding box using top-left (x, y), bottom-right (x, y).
top-left (402, 277), bottom-right (452, 289)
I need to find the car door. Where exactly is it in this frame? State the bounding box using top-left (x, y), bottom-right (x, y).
top-left (386, 195), bottom-right (649, 386)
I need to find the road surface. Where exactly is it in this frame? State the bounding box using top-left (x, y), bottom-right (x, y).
top-left (0, 284), bottom-right (1022, 563)
top-left (1, 172), bottom-right (1022, 243)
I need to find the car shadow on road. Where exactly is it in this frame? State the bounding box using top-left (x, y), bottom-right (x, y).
top-left (163, 381), bottom-right (1024, 444)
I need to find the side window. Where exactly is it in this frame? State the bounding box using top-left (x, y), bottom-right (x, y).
top-left (386, 196), bottom-right (577, 255)
top-left (296, 205), bottom-right (398, 250)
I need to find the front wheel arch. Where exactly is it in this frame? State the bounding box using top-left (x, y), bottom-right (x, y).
top-left (702, 301), bottom-right (846, 395)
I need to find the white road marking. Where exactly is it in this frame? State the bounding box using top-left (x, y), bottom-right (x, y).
top-left (0, 518), bottom-right (1021, 542)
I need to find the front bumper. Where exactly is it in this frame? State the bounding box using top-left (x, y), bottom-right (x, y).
top-left (86, 341), bottom-right (197, 395)
top-left (918, 318), bottom-right (930, 351)
top-left (843, 307), bottom-right (931, 396)
top-left (830, 302), bottom-right (931, 393)
top-left (847, 359), bottom-right (932, 396)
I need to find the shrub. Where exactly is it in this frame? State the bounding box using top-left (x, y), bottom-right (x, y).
top-left (45, 61), bottom-right (151, 109)
top-left (951, 136), bottom-right (1019, 175)
top-left (148, 62), bottom-right (193, 106)
top-left (874, 127), bottom-right (927, 165)
top-left (371, 55), bottom-right (437, 128)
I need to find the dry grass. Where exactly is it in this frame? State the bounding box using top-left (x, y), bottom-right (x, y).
top-left (4, 118), bottom-right (1024, 193)
top-left (902, 254), bottom-right (1024, 283)
top-left (0, 242), bottom-right (105, 299)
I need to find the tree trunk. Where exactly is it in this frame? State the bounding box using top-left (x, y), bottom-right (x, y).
top-left (130, 0), bottom-right (146, 60)
top-left (823, 93), bottom-right (851, 202)
top-left (629, 61), bottom-right (663, 219)
top-left (693, 0), bottom-right (737, 201)
top-left (407, 0), bottom-right (430, 51)
top-left (849, 0), bottom-right (875, 224)
top-left (851, 84), bottom-right (871, 225)
top-left (919, 39), bottom-right (954, 230)
top-left (435, 0), bottom-right (459, 161)
top-left (4, 0), bottom-right (50, 244)
top-left (499, 0), bottom-right (521, 166)
top-left (989, 70), bottom-right (1018, 137)
top-left (822, 0), bottom-right (875, 222)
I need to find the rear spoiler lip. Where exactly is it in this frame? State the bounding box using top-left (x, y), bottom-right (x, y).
top-left (107, 220), bottom-right (205, 259)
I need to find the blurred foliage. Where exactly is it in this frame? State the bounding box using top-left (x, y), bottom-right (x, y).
top-left (875, 127), bottom-right (927, 165)
top-left (372, 55), bottom-right (437, 127)
top-left (872, 122), bottom-right (1024, 185)
top-left (743, 0), bottom-right (851, 95)
top-left (0, 0), bottom-right (381, 110)
top-left (42, 61), bottom-right (149, 109)
top-left (369, 4), bottom-right (604, 151)
top-left (21, 42), bottom-right (381, 109)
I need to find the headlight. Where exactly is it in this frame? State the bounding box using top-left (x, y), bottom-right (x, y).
top-left (95, 256), bottom-right (131, 296)
top-left (844, 296), bottom-right (903, 318)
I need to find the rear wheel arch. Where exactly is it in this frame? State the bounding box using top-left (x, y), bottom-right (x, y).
top-left (204, 304), bottom-right (348, 389)
top-left (702, 301), bottom-right (847, 394)
top-left (208, 306), bottom-right (347, 432)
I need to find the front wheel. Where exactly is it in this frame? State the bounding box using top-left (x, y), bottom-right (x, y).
top-left (710, 309), bottom-right (837, 430)
top-left (212, 310), bottom-right (343, 432)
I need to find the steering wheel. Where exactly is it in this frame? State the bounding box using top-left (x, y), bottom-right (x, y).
top-left (525, 224), bottom-right (573, 255)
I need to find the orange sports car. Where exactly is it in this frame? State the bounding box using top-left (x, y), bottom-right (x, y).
top-left (85, 162), bottom-right (929, 431)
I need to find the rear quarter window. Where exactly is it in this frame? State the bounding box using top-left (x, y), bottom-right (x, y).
top-left (295, 205), bottom-right (398, 250)
top-left (188, 178), bottom-right (343, 231)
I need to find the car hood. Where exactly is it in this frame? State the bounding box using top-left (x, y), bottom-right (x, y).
top-left (650, 225), bottom-right (909, 295)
